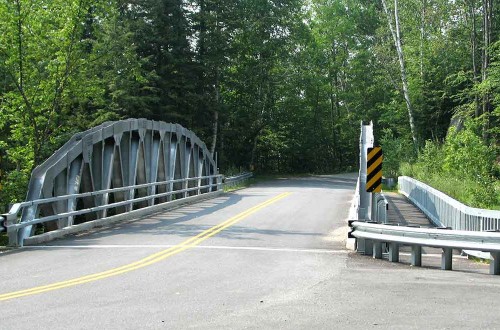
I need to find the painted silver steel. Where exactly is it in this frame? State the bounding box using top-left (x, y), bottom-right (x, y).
top-left (223, 172), bottom-right (253, 189)
top-left (358, 122), bottom-right (374, 220)
top-left (371, 193), bottom-right (388, 223)
top-left (1, 119), bottom-right (219, 246)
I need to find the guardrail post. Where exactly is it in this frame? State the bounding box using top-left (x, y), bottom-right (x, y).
top-left (217, 175), bottom-right (222, 191)
top-left (373, 241), bottom-right (382, 259)
top-left (388, 243), bottom-right (399, 262)
top-left (441, 248), bottom-right (453, 270)
top-left (356, 237), bottom-right (366, 254)
top-left (411, 245), bottom-right (422, 267)
top-left (364, 239), bottom-right (373, 256)
top-left (490, 252), bottom-right (500, 275)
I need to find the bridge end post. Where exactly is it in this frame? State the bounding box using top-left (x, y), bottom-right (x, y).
top-left (3, 206), bottom-right (22, 247)
top-left (6, 221), bottom-right (19, 247)
top-left (358, 121), bottom-right (374, 220)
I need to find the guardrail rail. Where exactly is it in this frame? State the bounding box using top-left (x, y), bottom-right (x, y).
top-left (349, 221), bottom-right (500, 275)
top-left (223, 172), bottom-right (253, 189)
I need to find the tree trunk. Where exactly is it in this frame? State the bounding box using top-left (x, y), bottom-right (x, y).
top-left (420, 0), bottom-right (426, 80)
top-left (468, 0), bottom-right (481, 118)
top-left (382, 0), bottom-right (418, 149)
top-left (210, 66), bottom-right (220, 155)
top-left (482, 0), bottom-right (493, 140)
top-left (250, 129), bottom-right (261, 169)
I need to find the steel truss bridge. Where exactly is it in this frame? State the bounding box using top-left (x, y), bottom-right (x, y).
top-left (2, 119), bottom-right (220, 246)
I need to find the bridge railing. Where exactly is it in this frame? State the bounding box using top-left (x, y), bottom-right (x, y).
top-left (223, 172), bottom-right (253, 189)
top-left (3, 174), bottom-right (222, 246)
top-left (399, 176), bottom-right (500, 231)
top-left (371, 193), bottom-right (388, 224)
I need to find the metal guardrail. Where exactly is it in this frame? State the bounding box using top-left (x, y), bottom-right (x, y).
top-left (223, 172), bottom-right (253, 189)
top-left (2, 175), bottom-right (222, 246)
top-left (349, 221), bottom-right (500, 275)
top-left (348, 124), bottom-right (500, 275)
top-left (399, 176), bottom-right (500, 231)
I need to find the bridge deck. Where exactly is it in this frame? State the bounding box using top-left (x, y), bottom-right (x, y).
top-left (383, 192), bottom-right (463, 256)
top-left (384, 192), bottom-right (434, 228)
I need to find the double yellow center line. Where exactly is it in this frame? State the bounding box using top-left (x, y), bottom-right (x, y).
top-left (0, 192), bottom-right (292, 301)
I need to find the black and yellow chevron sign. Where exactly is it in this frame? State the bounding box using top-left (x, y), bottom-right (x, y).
top-left (366, 146), bottom-right (383, 193)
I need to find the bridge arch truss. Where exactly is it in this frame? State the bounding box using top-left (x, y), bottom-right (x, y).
top-left (20, 119), bottom-right (218, 238)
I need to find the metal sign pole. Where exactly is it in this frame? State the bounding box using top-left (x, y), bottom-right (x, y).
top-left (358, 121), bottom-right (374, 220)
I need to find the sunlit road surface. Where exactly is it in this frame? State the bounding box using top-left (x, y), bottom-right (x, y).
top-left (1, 174), bottom-right (499, 329)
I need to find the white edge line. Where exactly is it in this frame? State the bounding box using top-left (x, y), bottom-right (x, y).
top-left (19, 246), bottom-right (468, 258)
top-left (21, 245), bottom-right (349, 254)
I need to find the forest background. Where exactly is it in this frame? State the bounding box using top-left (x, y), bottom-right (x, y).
top-left (0, 0), bottom-right (499, 210)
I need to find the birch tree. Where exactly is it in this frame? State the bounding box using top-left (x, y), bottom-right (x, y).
top-left (381, 0), bottom-right (418, 148)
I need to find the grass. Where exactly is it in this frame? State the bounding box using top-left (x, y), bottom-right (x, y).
top-left (223, 180), bottom-right (252, 192)
top-left (401, 163), bottom-right (500, 210)
top-left (422, 175), bottom-right (500, 210)
top-left (467, 255), bottom-right (491, 264)
top-left (382, 183), bottom-right (398, 193)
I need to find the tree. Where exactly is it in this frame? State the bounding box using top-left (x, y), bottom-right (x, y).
top-left (381, 0), bottom-right (418, 148)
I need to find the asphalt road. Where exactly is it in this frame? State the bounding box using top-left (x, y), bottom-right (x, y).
top-left (1, 174), bottom-right (500, 329)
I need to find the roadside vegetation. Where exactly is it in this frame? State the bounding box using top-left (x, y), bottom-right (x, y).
top-left (223, 180), bottom-right (253, 193)
top-left (382, 120), bottom-right (500, 209)
top-left (0, 233), bottom-right (8, 247)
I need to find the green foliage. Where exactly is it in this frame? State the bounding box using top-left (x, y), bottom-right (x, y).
top-left (443, 126), bottom-right (495, 181)
top-left (380, 129), bottom-right (415, 177)
top-left (401, 123), bottom-right (499, 209)
top-left (0, 168), bottom-right (30, 206)
top-left (0, 0), bottom-right (499, 210)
